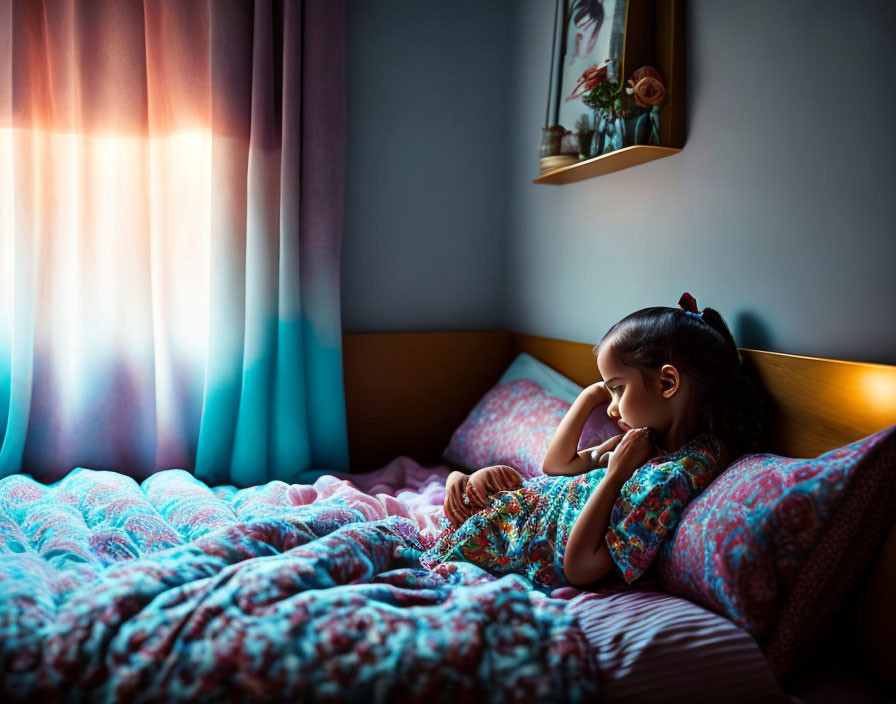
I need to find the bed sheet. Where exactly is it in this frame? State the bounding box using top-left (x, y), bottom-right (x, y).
top-left (557, 585), bottom-right (790, 703)
top-left (0, 458), bottom-right (790, 703)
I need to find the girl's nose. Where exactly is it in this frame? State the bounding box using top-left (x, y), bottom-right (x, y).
top-left (607, 401), bottom-right (619, 418)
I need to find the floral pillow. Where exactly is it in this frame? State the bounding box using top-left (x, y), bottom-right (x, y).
top-left (655, 425), bottom-right (896, 676)
top-left (443, 353), bottom-right (619, 479)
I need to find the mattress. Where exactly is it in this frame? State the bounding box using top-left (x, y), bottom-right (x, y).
top-left (0, 458), bottom-right (791, 702)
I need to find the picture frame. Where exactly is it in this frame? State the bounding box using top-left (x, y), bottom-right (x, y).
top-left (550, 0), bottom-right (628, 136)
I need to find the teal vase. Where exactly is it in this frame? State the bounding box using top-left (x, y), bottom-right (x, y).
top-left (590, 111), bottom-right (608, 157)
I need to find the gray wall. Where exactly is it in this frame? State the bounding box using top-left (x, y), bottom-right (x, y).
top-left (506, 0), bottom-right (896, 365)
top-left (344, 0), bottom-right (896, 365)
top-left (342, 0), bottom-right (513, 332)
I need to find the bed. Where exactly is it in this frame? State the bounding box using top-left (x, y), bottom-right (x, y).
top-left (1, 330), bottom-right (894, 702)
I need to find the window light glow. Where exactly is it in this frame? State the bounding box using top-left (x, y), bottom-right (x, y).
top-left (0, 127), bottom-right (212, 438)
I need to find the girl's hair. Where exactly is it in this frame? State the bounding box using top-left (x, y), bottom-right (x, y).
top-left (593, 301), bottom-right (770, 458)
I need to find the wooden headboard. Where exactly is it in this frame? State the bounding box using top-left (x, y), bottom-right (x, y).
top-left (343, 330), bottom-right (896, 682)
top-left (343, 330), bottom-right (896, 467)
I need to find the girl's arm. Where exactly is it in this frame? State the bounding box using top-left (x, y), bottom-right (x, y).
top-left (464, 465), bottom-right (523, 508)
top-left (443, 465), bottom-right (524, 527)
top-left (444, 471), bottom-right (473, 527)
top-left (542, 382), bottom-right (612, 476)
top-left (563, 427), bottom-right (655, 587)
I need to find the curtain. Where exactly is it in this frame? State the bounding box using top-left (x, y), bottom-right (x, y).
top-left (0, 0), bottom-right (349, 486)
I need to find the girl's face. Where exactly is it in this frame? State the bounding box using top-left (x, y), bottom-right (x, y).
top-left (596, 343), bottom-right (672, 435)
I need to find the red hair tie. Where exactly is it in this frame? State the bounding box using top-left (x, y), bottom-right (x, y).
top-left (678, 292), bottom-right (703, 320)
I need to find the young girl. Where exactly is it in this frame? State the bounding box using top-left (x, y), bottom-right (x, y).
top-left (420, 293), bottom-right (767, 591)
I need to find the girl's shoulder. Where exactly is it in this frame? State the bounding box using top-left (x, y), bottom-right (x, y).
top-left (693, 431), bottom-right (726, 458)
top-left (634, 432), bottom-right (726, 492)
top-left (660, 431), bottom-right (727, 466)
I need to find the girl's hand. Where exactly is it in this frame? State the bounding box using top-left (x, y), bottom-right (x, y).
top-left (542, 381), bottom-right (611, 477)
top-left (465, 465), bottom-right (524, 509)
top-left (444, 471), bottom-right (473, 527)
top-left (606, 427), bottom-right (657, 484)
top-left (582, 381), bottom-right (611, 405)
top-left (589, 433), bottom-right (624, 467)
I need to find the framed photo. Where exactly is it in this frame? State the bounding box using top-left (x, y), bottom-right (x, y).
top-left (551, 0), bottom-right (628, 133)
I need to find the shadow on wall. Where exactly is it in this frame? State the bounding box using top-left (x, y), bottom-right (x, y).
top-left (734, 311), bottom-right (774, 351)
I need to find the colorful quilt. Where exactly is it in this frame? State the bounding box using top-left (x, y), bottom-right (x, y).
top-left (0, 467), bottom-right (598, 702)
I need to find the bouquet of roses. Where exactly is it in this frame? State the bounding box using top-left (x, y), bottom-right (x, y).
top-left (568, 59), bottom-right (666, 153)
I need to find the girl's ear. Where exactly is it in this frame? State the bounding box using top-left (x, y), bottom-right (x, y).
top-left (658, 364), bottom-right (680, 398)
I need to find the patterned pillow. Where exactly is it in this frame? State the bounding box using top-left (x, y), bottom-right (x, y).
top-left (655, 425), bottom-right (896, 676)
top-left (443, 353), bottom-right (619, 479)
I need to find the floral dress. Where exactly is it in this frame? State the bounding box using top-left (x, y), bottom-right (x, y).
top-left (420, 432), bottom-right (726, 593)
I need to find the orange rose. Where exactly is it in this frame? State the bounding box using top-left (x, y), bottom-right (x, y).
top-left (632, 76), bottom-right (666, 107)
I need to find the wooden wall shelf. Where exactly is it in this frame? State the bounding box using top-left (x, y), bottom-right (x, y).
top-left (535, 0), bottom-right (684, 185)
top-left (533, 145), bottom-right (681, 185)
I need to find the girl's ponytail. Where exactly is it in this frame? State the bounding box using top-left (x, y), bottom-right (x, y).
top-left (699, 307), bottom-right (737, 356)
top-left (707, 367), bottom-right (770, 458)
top-left (700, 306), bottom-right (770, 457)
